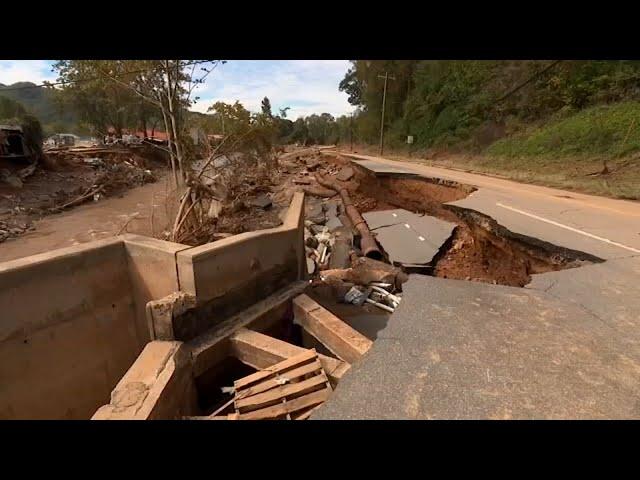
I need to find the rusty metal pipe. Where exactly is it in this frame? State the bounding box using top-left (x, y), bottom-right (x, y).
top-left (314, 173), bottom-right (382, 260)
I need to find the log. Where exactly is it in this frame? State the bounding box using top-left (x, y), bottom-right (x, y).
top-left (315, 173), bottom-right (382, 259)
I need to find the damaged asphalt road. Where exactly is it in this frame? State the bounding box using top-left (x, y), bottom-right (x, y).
top-left (310, 151), bottom-right (640, 419)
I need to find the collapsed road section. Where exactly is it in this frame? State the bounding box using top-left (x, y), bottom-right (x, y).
top-left (0, 146), bottom-right (609, 420)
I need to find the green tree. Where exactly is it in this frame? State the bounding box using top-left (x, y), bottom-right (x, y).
top-left (261, 97), bottom-right (273, 118)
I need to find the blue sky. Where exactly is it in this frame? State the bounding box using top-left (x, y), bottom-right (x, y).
top-left (0, 60), bottom-right (354, 119)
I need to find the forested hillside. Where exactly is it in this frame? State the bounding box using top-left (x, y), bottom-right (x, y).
top-left (336, 60), bottom-right (640, 199)
top-left (0, 82), bottom-right (77, 135)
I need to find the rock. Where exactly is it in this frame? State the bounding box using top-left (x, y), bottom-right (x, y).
top-left (213, 156), bottom-right (230, 168)
top-left (83, 157), bottom-right (105, 167)
top-left (249, 194), bottom-right (272, 210)
top-left (310, 223), bottom-right (325, 235)
top-left (3, 175), bottom-right (23, 189)
top-left (293, 178), bottom-right (311, 185)
top-left (305, 236), bottom-right (319, 248)
top-left (324, 200), bottom-right (339, 217)
top-left (336, 166), bottom-right (354, 182)
top-left (326, 215), bottom-right (343, 231)
top-left (211, 232), bottom-right (233, 241)
top-left (306, 203), bottom-right (326, 224)
top-left (306, 159), bottom-right (321, 170)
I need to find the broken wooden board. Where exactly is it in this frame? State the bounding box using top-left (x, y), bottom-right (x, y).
top-left (293, 294), bottom-right (373, 364)
top-left (232, 349), bottom-right (332, 420)
top-left (229, 327), bottom-right (350, 386)
top-left (362, 209), bottom-right (456, 266)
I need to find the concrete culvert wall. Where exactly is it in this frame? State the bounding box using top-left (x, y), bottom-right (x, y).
top-left (0, 192), bottom-right (307, 419)
top-left (0, 234), bottom-right (192, 419)
top-left (0, 238), bottom-right (141, 419)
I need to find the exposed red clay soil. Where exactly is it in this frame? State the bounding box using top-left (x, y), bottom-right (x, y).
top-left (320, 154), bottom-right (601, 287)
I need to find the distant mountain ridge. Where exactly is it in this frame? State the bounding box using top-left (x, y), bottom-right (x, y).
top-left (0, 81), bottom-right (77, 133)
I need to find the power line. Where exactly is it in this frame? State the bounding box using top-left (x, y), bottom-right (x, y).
top-left (0, 60), bottom-right (217, 92)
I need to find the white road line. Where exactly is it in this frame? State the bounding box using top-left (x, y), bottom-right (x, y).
top-left (496, 202), bottom-right (640, 254)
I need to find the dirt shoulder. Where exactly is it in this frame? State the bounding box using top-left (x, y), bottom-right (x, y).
top-left (345, 144), bottom-right (640, 201)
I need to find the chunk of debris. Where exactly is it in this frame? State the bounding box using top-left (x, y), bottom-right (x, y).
top-left (305, 158), bottom-right (321, 170)
top-left (249, 194), bottom-right (272, 210)
top-left (307, 257), bottom-right (316, 275)
top-left (83, 157), bottom-right (105, 167)
top-left (2, 174), bottom-right (23, 189)
top-left (362, 209), bottom-right (456, 266)
top-left (336, 166), bottom-right (355, 182)
top-left (305, 235), bottom-right (319, 249)
top-left (344, 286), bottom-right (368, 306)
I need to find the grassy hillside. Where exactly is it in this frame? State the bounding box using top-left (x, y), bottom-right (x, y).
top-left (487, 102), bottom-right (640, 159)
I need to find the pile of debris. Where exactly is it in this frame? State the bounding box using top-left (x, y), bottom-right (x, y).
top-left (0, 163), bottom-right (37, 189)
top-left (318, 255), bottom-right (407, 313)
top-left (0, 219), bottom-right (34, 244)
top-left (165, 153), bottom-right (283, 245)
top-left (48, 158), bottom-right (155, 213)
top-left (278, 147), bottom-right (407, 313)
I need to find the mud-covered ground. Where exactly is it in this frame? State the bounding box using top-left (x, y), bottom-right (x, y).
top-left (0, 145), bottom-right (166, 244)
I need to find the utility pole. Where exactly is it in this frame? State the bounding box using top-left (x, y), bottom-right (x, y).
top-left (378, 71), bottom-right (395, 156)
top-left (350, 112), bottom-right (354, 152)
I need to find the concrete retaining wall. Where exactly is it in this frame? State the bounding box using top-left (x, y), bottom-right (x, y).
top-left (173, 192), bottom-right (306, 341)
top-left (0, 238), bottom-right (138, 419)
top-left (92, 341), bottom-right (197, 420)
top-left (0, 192), bottom-right (306, 419)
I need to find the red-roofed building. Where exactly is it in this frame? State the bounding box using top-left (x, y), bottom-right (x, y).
top-left (106, 127), bottom-right (168, 141)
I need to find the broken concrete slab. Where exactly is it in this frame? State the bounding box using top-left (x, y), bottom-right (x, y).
top-left (306, 203), bottom-right (326, 225)
top-left (326, 216), bottom-right (343, 231)
top-left (336, 166), bottom-right (355, 182)
top-left (363, 209), bottom-right (456, 265)
top-left (249, 194), bottom-right (272, 210)
top-left (305, 158), bottom-right (321, 170)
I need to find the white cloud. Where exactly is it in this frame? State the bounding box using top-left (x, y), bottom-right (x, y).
top-left (0, 60), bottom-right (57, 86)
top-left (190, 60), bottom-right (354, 119)
top-left (0, 60), bottom-right (355, 120)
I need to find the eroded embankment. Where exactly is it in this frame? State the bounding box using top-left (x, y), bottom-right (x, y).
top-left (348, 161), bottom-right (603, 287)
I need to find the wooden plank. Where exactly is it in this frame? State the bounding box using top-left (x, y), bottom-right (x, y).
top-left (236, 373), bottom-right (329, 412)
top-left (234, 360), bottom-right (323, 398)
top-left (188, 280), bottom-right (308, 377)
top-left (293, 403), bottom-right (324, 420)
top-left (229, 328), bottom-right (350, 386)
top-left (237, 388), bottom-right (331, 420)
top-left (233, 349), bottom-right (317, 390)
top-left (293, 294), bottom-right (373, 364)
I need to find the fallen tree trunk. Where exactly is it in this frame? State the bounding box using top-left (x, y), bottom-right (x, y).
top-left (315, 172), bottom-right (382, 260)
